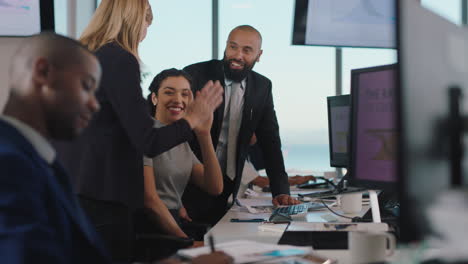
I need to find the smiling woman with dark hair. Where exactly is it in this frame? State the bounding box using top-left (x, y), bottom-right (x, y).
top-left (143, 68), bottom-right (223, 238)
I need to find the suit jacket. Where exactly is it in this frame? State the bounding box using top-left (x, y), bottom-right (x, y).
top-left (182, 60), bottom-right (290, 223)
top-left (0, 120), bottom-right (110, 263)
top-left (55, 42), bottom-right (194, 211)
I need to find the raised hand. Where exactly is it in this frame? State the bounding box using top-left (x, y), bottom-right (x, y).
top-left (184, 80), bottom-right (223, 130)
top-left (193, 112), bottom-right (213, 136)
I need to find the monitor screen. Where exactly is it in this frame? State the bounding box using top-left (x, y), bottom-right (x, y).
top-left (327, 95), bottom-right (350, 168)
top-left (349, 64), bottom-right (397, 191)
top-left (0, 0), bottom-right (54, 36)
top-left (292, 0), bottom-right (397, 48)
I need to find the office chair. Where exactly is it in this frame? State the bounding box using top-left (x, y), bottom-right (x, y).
top-left (180, 221), bottom-right (211, 241)
top-left (133, 208), bottom-right (194, 261)
top-left (78, 196), bottom-right (193, 262)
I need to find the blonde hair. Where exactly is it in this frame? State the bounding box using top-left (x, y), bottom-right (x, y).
top-left (79, 0), bottom-right (153, 60)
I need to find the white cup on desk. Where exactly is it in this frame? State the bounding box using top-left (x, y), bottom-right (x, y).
top-left (348, 231), bottom-right (396, 263)
top-left (339, 193), bottom-right (362, 214)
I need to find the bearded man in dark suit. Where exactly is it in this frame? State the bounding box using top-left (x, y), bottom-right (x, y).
top-left (183, 25), bottom-right (300, 225)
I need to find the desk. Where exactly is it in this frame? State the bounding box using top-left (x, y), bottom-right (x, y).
top-left (206, 204), bottom-right (281, 244)
top-left (205, 204), bottom-right (373, 241)
top-left (203, 190), bottom-right (390, 263)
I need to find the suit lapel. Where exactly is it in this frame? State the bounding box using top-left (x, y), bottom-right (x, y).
top-left (0, 120), bottom-right (43, 163)
top-left (238, 72), bottom-right (256, 156)
top-left (231, 73), bottom-right (257, 195)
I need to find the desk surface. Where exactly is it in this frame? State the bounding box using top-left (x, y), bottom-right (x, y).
top-left (203, 189), bottom-right (380, 263)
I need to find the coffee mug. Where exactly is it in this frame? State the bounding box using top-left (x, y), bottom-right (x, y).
top-left (348, 231), bottom-right (396, 263)
top-left (339, 193), bottom-right (362, 214)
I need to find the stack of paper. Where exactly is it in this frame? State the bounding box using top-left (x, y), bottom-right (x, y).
top-left (178, 240), bottom-right (318, 264)
top-left (236, 198), bottom-right (274, 214)
top-left (287, 222), bottom-right (389, 232)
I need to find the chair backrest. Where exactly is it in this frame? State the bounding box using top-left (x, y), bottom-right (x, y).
top-left (77, 195), bottom-right (132, 262)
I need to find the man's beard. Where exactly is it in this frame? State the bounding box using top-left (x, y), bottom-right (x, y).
top-left (222, 54), bottom-right (257, 82)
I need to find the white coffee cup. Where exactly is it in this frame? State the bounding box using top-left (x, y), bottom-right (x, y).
top-left (339, 193), bottom-right (362, 214)
top-left (348, 231), bottom-right (396, 263)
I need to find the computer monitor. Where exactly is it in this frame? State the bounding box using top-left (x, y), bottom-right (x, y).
top-left (348, 64), bottom-right (398, 193)
top-left (327, 95), bottom-right (351, 168)
top-left (397, 0), bottom-right (468, 242)
top-left (0, 0), bottom-right (54, 36)
top-left (292, 0), bottom-right (396, 48)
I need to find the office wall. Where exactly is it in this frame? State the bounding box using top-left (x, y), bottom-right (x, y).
top-left (0, 38), bottom-right (22, 112)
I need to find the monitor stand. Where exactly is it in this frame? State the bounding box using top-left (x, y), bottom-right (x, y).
top-left (368, 190), bottom-right (381, 223)
top-left (338, 173), bottom-right (381, 223)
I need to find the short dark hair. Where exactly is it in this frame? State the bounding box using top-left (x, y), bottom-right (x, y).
top-left (9, 31), bottom-right (97, 95)
top-left (146, 68), bottom-right (193, 117)
top-left (12, 31), bottom-right (94, 70)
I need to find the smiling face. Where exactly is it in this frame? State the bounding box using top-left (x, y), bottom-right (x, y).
top-left (223, 28), bottom-right (263, 82)
top-left (154, 76), bottom-right (192, 124)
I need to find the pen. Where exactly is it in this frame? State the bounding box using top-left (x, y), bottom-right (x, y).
top-left (208, 233), bottom-right (215, 253)
top-left (230, 218), bottom-right (266, 222)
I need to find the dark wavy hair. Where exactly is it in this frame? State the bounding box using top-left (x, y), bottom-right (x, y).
top-left (146, 68), bottom-right (193, 117)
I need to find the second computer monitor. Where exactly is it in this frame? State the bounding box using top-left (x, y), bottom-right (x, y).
top-left (348, 64), bottom-right (397, 192)
top-left (327, 95), bottom-right (351, 168)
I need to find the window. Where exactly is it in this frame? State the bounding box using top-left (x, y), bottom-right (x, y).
top-left (139, 0), bottom-right (212, 94)
top-left (90, 0), bottom-right (466, 175)
top-left (54, 0), bottom-right (67, 35)
top-left (95, 1), bottom-right (212, 94)
top-left (421, 0), bottom-right (463, 25)
top-left (342, 49), bottom-right (397, 94)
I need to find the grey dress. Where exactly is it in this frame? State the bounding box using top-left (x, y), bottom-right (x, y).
top-left (143, 120), bottom-right (201, 210)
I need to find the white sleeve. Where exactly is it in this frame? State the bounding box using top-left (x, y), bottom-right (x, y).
top-left (241, 160), bottom-right (259, 185)
top-left (143, 156), bottom-right (153, 167)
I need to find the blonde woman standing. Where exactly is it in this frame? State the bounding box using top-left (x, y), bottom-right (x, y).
top-left (57, 0), bottom-right (227, 262)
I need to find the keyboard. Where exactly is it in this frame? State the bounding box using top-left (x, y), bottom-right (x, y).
top-left (269, 202), bottom-right (326, 222)
top-left (296, 178), bottom-right (330, 189)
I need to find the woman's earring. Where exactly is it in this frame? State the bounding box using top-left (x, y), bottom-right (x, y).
top-left (151, 93), bottom-right (158, 106)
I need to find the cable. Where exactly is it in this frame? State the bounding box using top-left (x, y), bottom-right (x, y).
top-left (319, 199), bottom-right (355, 220)
top-left (324, 177), bottom-right (339, 190)
top-left (320, 199), bottom-right (398, 223)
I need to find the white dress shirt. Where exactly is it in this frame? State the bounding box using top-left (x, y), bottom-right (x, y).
top-left (215, 78), bottom-right (246, 176)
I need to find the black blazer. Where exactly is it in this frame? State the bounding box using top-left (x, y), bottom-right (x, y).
top-left (56, 43), bottom-right (194, 211)
top-left (183, 60), bottom-right (290, 217)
